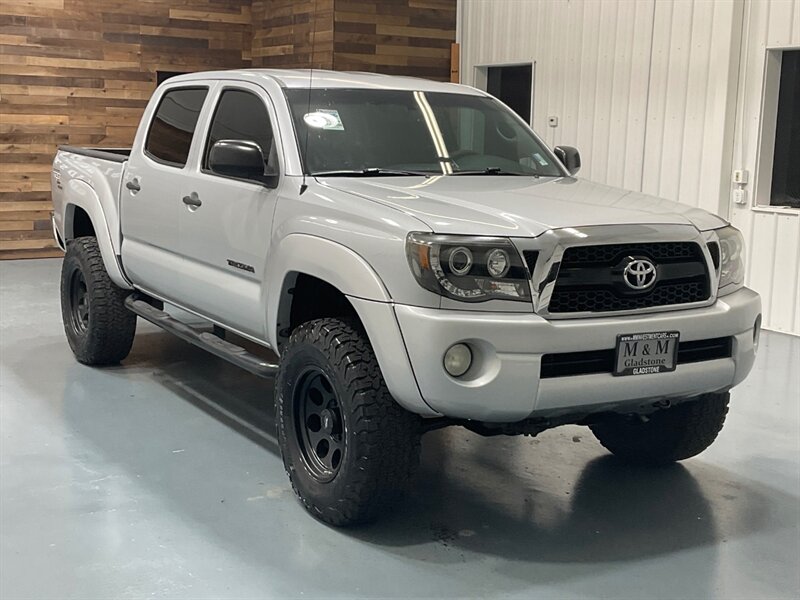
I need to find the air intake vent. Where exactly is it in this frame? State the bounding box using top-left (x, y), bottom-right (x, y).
top-left (540, 337), bottom-right (733, 378)
top-left (707, 241), bottom-right (721, 270)
top-left (522, 250), bottom-right (539, 275)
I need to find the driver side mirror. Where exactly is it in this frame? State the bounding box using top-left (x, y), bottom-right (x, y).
top-left (554, 145), bottom-right (581, 176)
top-left (208, 139), bottom-right (278, 188)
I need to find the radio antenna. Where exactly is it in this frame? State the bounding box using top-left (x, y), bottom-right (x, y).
top-left (300, 0), bottom-right (319, 195)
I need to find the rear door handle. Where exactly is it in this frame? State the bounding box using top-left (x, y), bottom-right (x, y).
top-left (182, 193), bottom-right (202, 208)
top-left (125, 179), bottom-right (141, 192)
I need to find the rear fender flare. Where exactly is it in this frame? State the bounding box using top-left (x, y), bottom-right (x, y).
top-left (62, 179), bottom-right (131, 289)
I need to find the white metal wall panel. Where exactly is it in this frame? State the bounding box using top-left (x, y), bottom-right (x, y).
top-left (460, 0), bottom-right (655, 190)
top-left (641, 0), bottom-right (741, 216)
top-left (460, 0), bottom-right (739, 208)
top-left (730, 0), bottom-right (800, 335)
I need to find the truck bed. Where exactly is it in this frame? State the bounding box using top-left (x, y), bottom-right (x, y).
top-left (57, 145), bottom-right (131, 163)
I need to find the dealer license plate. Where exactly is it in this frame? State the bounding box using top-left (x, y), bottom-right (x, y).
top-left (614, 331), bottom-right (680, 376)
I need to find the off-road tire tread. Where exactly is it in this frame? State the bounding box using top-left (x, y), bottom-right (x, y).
top-left (60, 236), bottom-right (136, 365)
top-left (277, 318), bottom-right (421, 526)
top-left (590, 392), bottom-right (730, 466)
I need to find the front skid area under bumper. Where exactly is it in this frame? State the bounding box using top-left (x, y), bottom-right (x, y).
top-left (390, 288), bottom-right (761, 422)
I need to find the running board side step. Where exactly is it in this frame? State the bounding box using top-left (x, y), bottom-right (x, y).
top-left (124, 295), bottom-right (279, 378)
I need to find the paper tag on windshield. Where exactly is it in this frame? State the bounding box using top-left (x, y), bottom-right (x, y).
top-left (304, 109), bottom-right (344, 130)
top-left (533, 153), bottom-right (549, 166)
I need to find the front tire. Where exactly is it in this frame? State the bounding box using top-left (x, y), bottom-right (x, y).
top-left (590, 392), bottom-right (730, 466)
top-left (60, 237), bottom-right (137, 365)
top-left (276, 318), bottom-right (421, 526)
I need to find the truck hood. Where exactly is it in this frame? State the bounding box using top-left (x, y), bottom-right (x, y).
top-left (318, 175), bottom-right (727, 237)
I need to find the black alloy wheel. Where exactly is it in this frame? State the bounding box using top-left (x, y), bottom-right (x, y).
top-left (295, 367), bottom-right (345, 482)
top-left (68, 268), bottom-right (90, 334)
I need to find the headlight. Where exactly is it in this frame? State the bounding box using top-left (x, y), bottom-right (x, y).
top-left (406, 233), bottom-right (531, 302)
top-left (715, 226), bottom-right (745, 295)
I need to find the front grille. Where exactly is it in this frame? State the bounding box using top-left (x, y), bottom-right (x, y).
top-left (547, 242), bottom-right (710, 313)
top-left (560, 242), bottom-right (699, 264)
top-left (540, 337), bottom-right (733, 378)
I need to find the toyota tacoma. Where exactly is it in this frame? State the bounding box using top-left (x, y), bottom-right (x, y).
top-left (50, 70), bottom-right (761, 526)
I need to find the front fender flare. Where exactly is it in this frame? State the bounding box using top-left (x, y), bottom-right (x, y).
top-left (265, 235), bottom-right (438, 417)
top-left (265, 234), bottom-right (391, 348)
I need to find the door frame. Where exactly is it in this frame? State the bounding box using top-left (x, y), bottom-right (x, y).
top-left (473, 61), bottom-right (535, 126)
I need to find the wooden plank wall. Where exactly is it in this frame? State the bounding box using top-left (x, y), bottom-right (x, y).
top-left (332, 0), bottom-right (455, 81)
top-left (0, 0), bottom-right (252, 259)
top-left (251, 0), bottom-right (334, 69)
top-left (251, 0), bottom-right (456, 78)
top-left (0, 0), bottom-right (455, 259)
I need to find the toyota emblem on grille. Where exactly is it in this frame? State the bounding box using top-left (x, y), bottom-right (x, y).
top-left (623, 257), bottom-right (657, 290)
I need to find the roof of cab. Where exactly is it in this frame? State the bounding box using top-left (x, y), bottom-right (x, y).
top-left (165, 69), bottom-right (486, 95)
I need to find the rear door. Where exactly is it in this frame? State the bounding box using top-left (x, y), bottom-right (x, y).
top-left (177, 82), bottom-right (283, 339)
top-left (121, 85), bottom-right (209, 301)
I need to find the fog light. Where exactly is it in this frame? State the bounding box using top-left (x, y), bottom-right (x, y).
top-left (443, 343), bottom-right (472, 377)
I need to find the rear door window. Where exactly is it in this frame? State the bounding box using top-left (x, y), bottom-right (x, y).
top-left (145, 87), bottom-right (208, 167)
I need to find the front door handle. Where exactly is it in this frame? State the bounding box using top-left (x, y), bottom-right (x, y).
top-left (182, 193), bottom-right (202, 208)
top-left (125, 179), bottom-right (141, 193)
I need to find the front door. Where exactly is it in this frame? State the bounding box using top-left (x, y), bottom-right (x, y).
top-left (121, 85), bottom-right (209, 302)
top-left (178, 83), bottom-right (283, 340)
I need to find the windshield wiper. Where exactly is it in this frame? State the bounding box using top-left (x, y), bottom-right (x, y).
top-left (312, 168), bottom-right (434, 177)
top-left (450, 167), bottom-right (528, 176)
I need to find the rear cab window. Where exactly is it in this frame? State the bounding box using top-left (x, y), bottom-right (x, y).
top-left (145, 87), bottom-right (208, 167)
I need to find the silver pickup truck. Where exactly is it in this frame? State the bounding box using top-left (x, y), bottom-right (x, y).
top-left (51, 69), bottom-right (761, 526)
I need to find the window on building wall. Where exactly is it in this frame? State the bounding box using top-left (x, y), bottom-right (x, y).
top-left (156, 71), bottom-right (188, 85)
top-left (770, 50), bottom-right (800, 209)
top-left (486, 65), bottom-right (532, 123)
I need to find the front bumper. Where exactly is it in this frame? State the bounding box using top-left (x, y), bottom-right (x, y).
top-left (391, 287), bottom-right (761, 421)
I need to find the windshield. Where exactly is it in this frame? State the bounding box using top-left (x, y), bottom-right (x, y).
top-left (285, 88), bottom-right (564, 177)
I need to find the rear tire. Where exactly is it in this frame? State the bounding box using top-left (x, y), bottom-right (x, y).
top-left (590, 392), bottom-right (730, 466)
top-left (276, 318), bottom-right (421, 526)
top-left (60, 236), bottom-right (136, 365)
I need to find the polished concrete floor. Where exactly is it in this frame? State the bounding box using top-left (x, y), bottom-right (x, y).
top-left (1, 259), bottom-right (799, 600)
